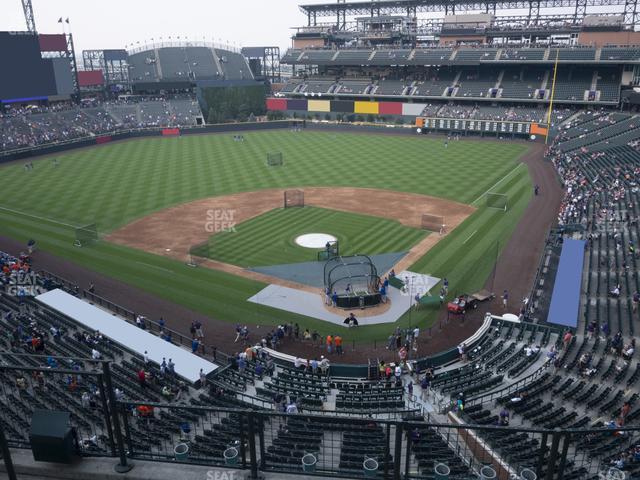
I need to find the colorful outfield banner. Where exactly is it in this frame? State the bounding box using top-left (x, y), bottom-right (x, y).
top-left (162, 128), bottom-right (180, 136)
top-left (267, 98), bottom-right (422, 116)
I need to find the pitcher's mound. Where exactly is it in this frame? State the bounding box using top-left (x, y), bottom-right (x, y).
top-left (295, 233), bottom-right (337, 249)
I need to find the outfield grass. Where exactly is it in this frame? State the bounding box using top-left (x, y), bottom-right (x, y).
top-left (0, 130), bottom-right (532, 342)
top-left (195, 206), bottom-right (427, 267)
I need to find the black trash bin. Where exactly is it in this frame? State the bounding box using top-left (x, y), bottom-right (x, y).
top-left (30, 410), bottom-right (76, 464)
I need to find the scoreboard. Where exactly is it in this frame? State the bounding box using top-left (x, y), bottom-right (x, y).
top-left (416, 117), bottom-right (549, 138)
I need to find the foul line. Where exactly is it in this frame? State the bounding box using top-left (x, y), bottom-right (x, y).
top-left (0, 206), bottom-right (78, 229)
top-left (463, 230), bottom-right (478, 245)
top-left (471, 163), bottom-right (525, 206)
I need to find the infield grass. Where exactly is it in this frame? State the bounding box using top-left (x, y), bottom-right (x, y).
top-left (0, 130), bottom-right (532, 343)
top-left (194, 206), bottom-right (427, 267)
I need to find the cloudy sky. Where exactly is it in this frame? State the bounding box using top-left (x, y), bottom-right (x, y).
top-left (3, 0), bottom-right (309, 53)
top-left (3, 0), bottom-right (619, 55)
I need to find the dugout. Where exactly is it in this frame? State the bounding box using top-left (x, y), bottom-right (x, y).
top-left (324, 255), bottom-right (381, 309)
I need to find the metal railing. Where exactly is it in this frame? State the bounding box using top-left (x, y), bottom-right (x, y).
top-left (1, 354), bottom-right (640, 479)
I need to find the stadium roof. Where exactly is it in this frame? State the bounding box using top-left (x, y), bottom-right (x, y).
top-left (299, 0), bottom-right (630, 16)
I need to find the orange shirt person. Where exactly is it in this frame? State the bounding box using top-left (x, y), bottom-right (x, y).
top-left (334, 335), bottom-right (343, 354)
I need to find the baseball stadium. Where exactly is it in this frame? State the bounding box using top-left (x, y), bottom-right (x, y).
top-left (0, 0), bottom-right (640, 479)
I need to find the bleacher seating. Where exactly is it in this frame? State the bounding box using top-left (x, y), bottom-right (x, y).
top-left (600, 47), bottom-right (640, 61)
top-left (413, 71), bottom-right (457, 96)
top-left (455, 48), bottom-right (498, 62)
top-left (375, 80), bottom-right (408, 96)
top-left (412, 49), bottom-right (453, 64)
top-left (499, 67), bottom-right (545, 100)
top-left (456, 69), bottom-right (499, 98)
top-left (553, 67), bottom-right (593, 101)
top-left (215, 48), bottom-right (251, 80)
top-left (554, 47), bottom-right (597, 61)
top-left (370, 49), bottom-right (412, 65)
top-left (499, 48), bottom-right (546, 61)
top-left (0, 97), bottom-right (203, 151)
top-left (333, 50), bottom-right (373, 65)
top-left (296, 49), bottom-right (336, 64)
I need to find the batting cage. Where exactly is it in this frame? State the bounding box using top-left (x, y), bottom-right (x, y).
top-left (267, 152), bottom-right (284, 167)
top-left (324, 255), bottom-right (381, 308)
top-left (187, 240), bottom-right (210, 267)
top-left (317, 240), bottom-right (339, 261)
top-left (74, 223), bottom-right (98, 247)
top-left (284, 189), bottom-right (304, 208)
top-left (421, 213), bottom-right (446, 233)
top-left (486, 192), bottom-right (509, 211)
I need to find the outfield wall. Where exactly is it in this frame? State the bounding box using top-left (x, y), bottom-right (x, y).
top-left (0, 120), bottom-right (297, 164)
top-left (267, 97), bottom-right (424, 117)
top-left (267, 98), bottom-right (544, 138)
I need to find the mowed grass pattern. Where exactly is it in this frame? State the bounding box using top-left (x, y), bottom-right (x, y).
top-left (0, 130), bottom-right (532, 341)
top-left (200, 207), bottom-right (427, 267)
top-left (0, 131), bottom-right (525, 231)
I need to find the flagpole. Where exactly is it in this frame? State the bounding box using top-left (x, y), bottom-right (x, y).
top-left (545, 48), bottom-right (560, 146)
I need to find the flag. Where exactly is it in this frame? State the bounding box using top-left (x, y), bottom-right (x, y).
top-left (65, 18), bottom-right (70, 24)
top-left (58, 17), bottom-right (63, 23)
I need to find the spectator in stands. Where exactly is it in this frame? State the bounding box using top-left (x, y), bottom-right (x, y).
top-left (623, 339), bottom-right (636, 360)
top-left (335, 335), bottom-right (343, 354)
top-left (499, 408), bottom-right (510, 426)
top-left (587, 321), bottom-right (597, 339)
top-left (620, 401), bottom-right (632, 425)
top-left (137, 368), bottom-right (146, 388)
top-left (320, 356), bottom-right (330, 376)
top-left (238, 354), bottom-right (246, 374)
top-left (167, 358), bottom-right (175, 376)
top-left (420, 374), bottom-right (430, 400)
top-left (609, 284), bottom-right (621, 298)
top-left (457, 343), bottom-right (467, 362)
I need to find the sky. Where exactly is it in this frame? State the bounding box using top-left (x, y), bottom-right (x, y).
top-left (2, 0), bottom-right (623, 56)
top-left (3, 0), bottom-right (310, 53)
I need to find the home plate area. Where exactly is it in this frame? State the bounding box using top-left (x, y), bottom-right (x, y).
top-left (247, 270), bottom-right (440, 326)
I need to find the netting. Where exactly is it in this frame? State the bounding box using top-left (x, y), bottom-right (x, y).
top-left (74, 223), bottom-right (98, 247)
top-left (486, 193), bottom-right (508, 211)
top-left (187, 240), bottom-right (210, 267)
top-left (421, 213), bottom-right (446, 233)
top-left (317, 240), bottom-right (339, 261)
top-left (324, 255), bottom-right (380, 295)
top-left (267, 152), bottom-right (283, 166)
top-left (284, 189), bottom-right (304, 208)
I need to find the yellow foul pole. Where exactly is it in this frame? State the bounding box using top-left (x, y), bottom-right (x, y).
top-left (545, 48), bottom-right (560, 145)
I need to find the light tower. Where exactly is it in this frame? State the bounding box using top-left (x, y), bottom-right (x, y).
top-left (22, 0), bottom-right (37, 32)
